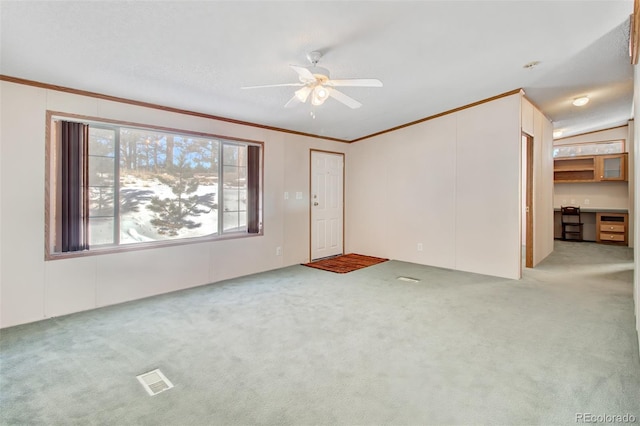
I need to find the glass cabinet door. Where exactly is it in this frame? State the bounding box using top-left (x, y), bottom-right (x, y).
top-left (598, 154), bottom-right (626, 181)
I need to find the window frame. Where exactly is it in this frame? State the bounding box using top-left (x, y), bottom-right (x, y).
top-left (45, 111), bottom-right (264, 260)
top-left (552, 139), bottom-right (625, 158)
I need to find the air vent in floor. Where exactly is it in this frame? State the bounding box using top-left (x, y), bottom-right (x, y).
top-left (136, 369), bottom-right (174, 396)
top-left (397, 276), bottom-right (420, 283)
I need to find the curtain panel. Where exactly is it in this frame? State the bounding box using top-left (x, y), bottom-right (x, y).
top-left (57, 120), bottom-right (90, 252)
top-left (247, 145), bottom-right (261, 234)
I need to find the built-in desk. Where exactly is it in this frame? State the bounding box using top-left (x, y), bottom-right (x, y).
top-left (553, 208), bottom-right (628, 245)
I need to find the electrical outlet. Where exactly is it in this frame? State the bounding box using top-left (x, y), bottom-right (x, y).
top-left (584, 199), bottom-right (590, 205)
top-left (296, 192), bottom-right (303, 200)
top-left (417, 243), bottom-right (423, 252)
top-left (570, 199), bottom-right (576, 204)
top-left (276, 247), bottom-right (282, 256)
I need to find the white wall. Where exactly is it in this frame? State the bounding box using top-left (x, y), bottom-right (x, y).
top-left (554, 182), bottom-right (629, 209)
top-left (522, 97), bottom-right (554, 267)
top-left (0, 81), bottom-right (346, 328)
top-left (537, 106), bottom-right (555, 266)
top-left (521, 135), bottom-right (527, 243)
top-left (634, 65), bottom-right (639, 354)
top-left (347, 113), bottom-right (458, 270)
top-left (346, 94), bottom-right (523, 279)
top-left (628, 122), bottom-right (635, 249)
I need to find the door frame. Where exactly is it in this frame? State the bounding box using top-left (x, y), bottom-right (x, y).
top-left (523, 132), bottom-right (534, 269)
top-left (309, 149), bottom-right (345, 261)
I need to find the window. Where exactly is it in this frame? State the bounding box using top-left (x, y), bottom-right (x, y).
top-left (553, 139), bottom-right (624, 158)
top-left (47, 114), bottom-right (263, 257)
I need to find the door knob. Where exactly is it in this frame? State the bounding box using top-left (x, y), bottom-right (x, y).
top-left (313, 202), bottom-right (319, 206)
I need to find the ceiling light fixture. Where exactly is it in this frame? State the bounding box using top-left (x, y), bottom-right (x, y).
top-left (523, 61), bottom-right (541, 69)
top-left (553, 130), bottom-right (563, 138)
top-left (294, 86), bottom-right (312, 102)
top-left (572, 96), bottom-right (589, 107)
top-left (311, 85), bottom-right (330, 106)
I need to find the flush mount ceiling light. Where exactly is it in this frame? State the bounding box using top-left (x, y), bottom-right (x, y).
top-left (523, 60), bottom-right (541, 69)
top-left (572, 96), bottom-right (590, 107)
top-left (553, 130), bottom-right (563, 138)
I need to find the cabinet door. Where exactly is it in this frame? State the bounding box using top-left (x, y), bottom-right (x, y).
top-left (597, 154), bottom-right (626, 181)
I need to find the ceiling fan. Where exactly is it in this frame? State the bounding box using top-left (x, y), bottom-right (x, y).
top-left (241, 51), bottom-right (383, 109)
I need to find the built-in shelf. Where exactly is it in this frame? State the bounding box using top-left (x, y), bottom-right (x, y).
top-left (553, 153), bottom-right (627, 183)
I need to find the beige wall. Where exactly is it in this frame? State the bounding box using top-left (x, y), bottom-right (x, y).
top-left (346, 113), bottom-right (458, 270)
top-left (0, 81), bottom-right (346, 328)
top-left (346, 94), bottom-right (525, 279)
top-left (634, 66), bottom-right (639, 353)
top-left (554, 126), bottom-right (629, 145)
top-left (522, 97), bottom-right (554, 267)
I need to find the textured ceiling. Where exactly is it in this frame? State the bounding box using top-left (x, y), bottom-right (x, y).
top-left (0, 1), bottom-right (634, 141)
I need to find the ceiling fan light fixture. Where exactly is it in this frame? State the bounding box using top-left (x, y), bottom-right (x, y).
top-left (316, 86), bottom-right (328, 99)
top-left (294, 86), bottom-right (311, 102)
top-left (572, 96), bottom-right (589, 107)
top-left (243, 50), bottom-right (381, 109)
top-left (311, 85), bottom-right (329, 105)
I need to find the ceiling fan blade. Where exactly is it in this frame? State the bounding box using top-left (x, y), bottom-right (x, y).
top-left (284, 86), bottom-right (313, 108)
top-left (289, 65), bottom-right (317, 83)
top-left (328, 88), bottom-right (362, 109)
top-left (326, 78), bottom-right (383, 87)
top-left (241, 83), bottom-right (304, 89)
top-left (284, 95), bottom-right (301, 108)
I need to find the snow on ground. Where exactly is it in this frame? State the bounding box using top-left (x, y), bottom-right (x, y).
top-left (90, 174), bottom-right (245, 246)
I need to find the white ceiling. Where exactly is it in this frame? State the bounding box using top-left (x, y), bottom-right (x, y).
top-left (0, 1), bottom-right (634, 141)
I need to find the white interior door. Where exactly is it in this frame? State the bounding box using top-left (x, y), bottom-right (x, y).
top-left (311, 151), bottom-right (344, 260)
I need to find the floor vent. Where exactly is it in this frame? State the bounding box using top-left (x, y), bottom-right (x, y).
top-left (397, 276), bottom-right (420, 283)
top-left (136, 369), bottom-right (174, 396)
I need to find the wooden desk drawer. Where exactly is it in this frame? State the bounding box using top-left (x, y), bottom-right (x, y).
top-left (599, 224), bottom-right (625, 233)
top-left (599, 232), bottom-right (625, 242)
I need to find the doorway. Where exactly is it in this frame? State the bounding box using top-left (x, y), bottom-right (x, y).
top-left (522, 133), bottom-right (534, 269)
top-left (310, 150), bottom-right (344, 260)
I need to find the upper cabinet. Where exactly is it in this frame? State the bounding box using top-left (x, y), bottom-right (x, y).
top-left (598, 154), bottom-right (627, 181)
top-left (554, 153), bottom-right (627, 183)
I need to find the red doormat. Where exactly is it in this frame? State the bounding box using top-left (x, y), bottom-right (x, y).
top-left (303, 253), bottom-right (389, 274)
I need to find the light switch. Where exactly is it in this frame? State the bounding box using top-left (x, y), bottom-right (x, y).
top-left (296, 192), bottom-right (303, 200)
top-left (284, 192), bottom-right (289, 200)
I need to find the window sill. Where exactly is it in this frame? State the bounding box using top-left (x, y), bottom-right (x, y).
top-left (45, 230), bottom-right (263, 261)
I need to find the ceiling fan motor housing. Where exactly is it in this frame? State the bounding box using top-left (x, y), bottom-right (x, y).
top-left (308, 66), bottom-right (330, 80)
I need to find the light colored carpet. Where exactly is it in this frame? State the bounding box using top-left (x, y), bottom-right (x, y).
top-left (0, 241), bottom-right (638, 425)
